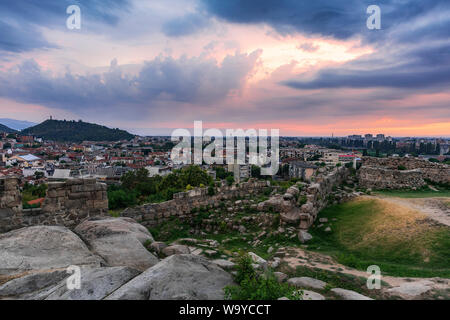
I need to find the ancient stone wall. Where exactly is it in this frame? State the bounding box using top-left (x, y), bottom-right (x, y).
top-left (0, 177), bottom-right (22, 233)
top-left (358, 167), bottom-right (425, 189)
top-left (358, 157), bottom-right (449, 189)
top-left (0, 178), bottom-right (108, 233)
top-left (40, 179), bottom-right (108, 228)
top-left (253, 167), bottom-right (354, 230)
top-left (121, 179), bottom-right (270, 229)
top-left (298, 166), bottom-right (352, 229)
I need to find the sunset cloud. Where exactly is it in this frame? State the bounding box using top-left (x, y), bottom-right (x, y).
top-left (0, 0), bottom-right (448, 137)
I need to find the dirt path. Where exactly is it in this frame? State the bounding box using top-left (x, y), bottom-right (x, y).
top-left (372, 196), bottom-right (450, 227)
top-left (279, 247), bottom-right (449, 300)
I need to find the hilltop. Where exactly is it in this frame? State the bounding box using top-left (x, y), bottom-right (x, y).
top-left (21, 119), bottom-right (134, 142)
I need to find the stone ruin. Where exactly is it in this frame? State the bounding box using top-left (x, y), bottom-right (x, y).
top-left (257, 166), bottom-right (355, 230)
top-left (358, 157), bottom-right (449, 189)
top-left (121, 179), bottom-right (270, 228)
top-left (0, 177), bottom-right (108, 233)
top-left (41, 179), bottom-right (108, 228)
top-left (0, 177), bottom-right (22, 233)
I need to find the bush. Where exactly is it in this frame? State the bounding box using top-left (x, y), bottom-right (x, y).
top-left (224, 253), bottom-right (303, 300)
top-left (108, 189), bottom-right (138, 210)
top-left (208, 183), bottom-right (215, 196)
top-left (397, 165), bottom-right (407, 170)
top-left (226, 175), bottom-right (235, 186)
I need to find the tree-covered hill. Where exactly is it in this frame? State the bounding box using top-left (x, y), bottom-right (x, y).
top-left (21, 119), bottom-right (134, 142)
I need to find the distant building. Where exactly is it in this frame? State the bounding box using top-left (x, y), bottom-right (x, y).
top-left (146, 166), bottom-right (171, 177)
top-left (50, 169), bottom-right (71, 180)
top-left (288, 162), bottom-right (318, 181)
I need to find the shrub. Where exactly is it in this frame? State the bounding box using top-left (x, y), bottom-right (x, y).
top-left (224, 253), bottom-right (303, 300)
top-left (208, 184), bottom-right (215, 196)
top-left (108, 189), bottom-right (138, 210)
top-left (397, 165), bottom-right (407, 170)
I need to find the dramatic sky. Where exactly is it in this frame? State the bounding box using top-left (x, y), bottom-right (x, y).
top-left (0, 0), bottom-right (449, 137)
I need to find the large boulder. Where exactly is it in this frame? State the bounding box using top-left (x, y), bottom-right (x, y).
top-left (0, 226), bottom-right (103, 276)
top-left (44, 267), bottom-right (140, 300)
top-left (0, 270), bottom-right (69, 299)
top-left (75, 217), bottom-right (158, 271)
top-left (105, 254), bottom-right (234, 300)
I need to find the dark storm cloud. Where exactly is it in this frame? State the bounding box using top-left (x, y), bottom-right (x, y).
top-left (199, 0), bottom-right (450, 91)
top-left (283, 43), bottom-right (450, 90)
top-left (200, 0), bottom-right (449, 42)
top-left (0, 0), bottom-right (131, 53)
top-left (0, 51), bottom-right (261, 112)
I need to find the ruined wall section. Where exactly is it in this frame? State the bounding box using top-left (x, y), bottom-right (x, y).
top-left (359, 157), bottom-right (449, 189)
top-left (0, 178), bottom-right (108, 233)
top-left (0, 177), bottom-right (22, 233)
top-left (120, 180), bottom-right (270, 229)
top-left (298, 166), bottom-right (353, 229)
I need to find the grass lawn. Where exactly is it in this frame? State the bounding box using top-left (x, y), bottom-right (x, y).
top-left (307, 198), bottom-right (450, 278)
top-left (374, 189), bottom-right (450, 198)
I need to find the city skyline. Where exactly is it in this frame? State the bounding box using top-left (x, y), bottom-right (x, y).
top-left (0, 0), bottom-right (449, 137)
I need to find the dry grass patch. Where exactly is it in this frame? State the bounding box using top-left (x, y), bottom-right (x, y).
top-left (308, 197), bottom-right (450, 277)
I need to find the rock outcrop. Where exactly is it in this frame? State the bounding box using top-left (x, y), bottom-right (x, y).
top-left (75, 217), bottom-right (159, 271)
top-left (44, 267), bottom-right (140, 300)
top-left (105, 254), bottom-right (234, 300)
top-left (0, 226), bottom-right (103, 276)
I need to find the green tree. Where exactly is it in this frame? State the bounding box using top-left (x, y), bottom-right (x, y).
top-left (226, 175), bottom-right (235, 186)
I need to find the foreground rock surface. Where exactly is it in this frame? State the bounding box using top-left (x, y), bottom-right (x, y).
top-left (0, 270), bottom-right (68, 299)
top-left (106, 254), bottom-right (234, 300)
top-left (75, 218), bottom-right (158, 271)
top-left (302, 290), bottom-right (326, 300)
top-left (0, 226), bottom-right (103, 276)
top-left (287, 277), bottom-right (327, 290)
top-left (331, 288), bottom-right (373, 300)
top-left (387, 281), bottom-right (433, 298)
top-left (45, 267), bottom-right (140, 300)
